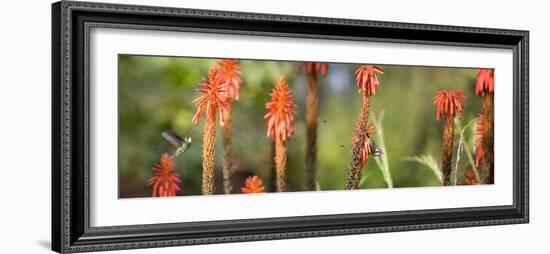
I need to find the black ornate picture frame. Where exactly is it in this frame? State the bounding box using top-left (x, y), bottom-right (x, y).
top-left (51, 1), bottom-right (529, 253)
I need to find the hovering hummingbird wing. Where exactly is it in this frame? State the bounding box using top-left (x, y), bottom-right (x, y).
top-left (161, 130), bottom-right (184, 147)
top-left (367, 139), bottom-right (383, 156)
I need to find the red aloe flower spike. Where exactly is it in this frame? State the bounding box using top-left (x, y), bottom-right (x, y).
top-left (217, 59), bottom-right (242, 100)
top-left (433, 90), bottom-right (466, 120)
top-left (475, 69), bottom-right (494, 96)
top-left (346, 65), bottom-right (383, 190)
top-left (433, 89), bottom-right (465, 186)
top-left (217, 60), bottom-right (242, 194)
top-left (148, 153), bottom-right (181, 197)
top-left (265, 77), bottom-right (297, 142)
top-left (355, 64), bottom-right (384, 96)
top-left (241, 176), bottom-right (266, 194)
top-left (192, 67), bottom-right (229, 195)
top-left (265, 76), bottom-right (297, 192)
top-left (476, 68), bottom-right (495, 184)
top-left (192, 67), bottom-right (229, 125)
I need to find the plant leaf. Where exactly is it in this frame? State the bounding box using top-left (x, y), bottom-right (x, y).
top-left (404, 154), bottom-right (443, 183)
top-left (371, 111), bottom-right (393, 188)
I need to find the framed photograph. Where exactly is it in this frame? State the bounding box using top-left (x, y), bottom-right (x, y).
top-left (52, 1), bottom-right (529, 253)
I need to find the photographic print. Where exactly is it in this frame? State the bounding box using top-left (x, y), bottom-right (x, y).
top-left (52, 2), bottom-right (528, 252)
top-left (118, 55), bottom-right (495, 198)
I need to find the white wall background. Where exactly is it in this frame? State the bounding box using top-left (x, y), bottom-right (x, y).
top-left (0, 0), bottom-right (546, 253)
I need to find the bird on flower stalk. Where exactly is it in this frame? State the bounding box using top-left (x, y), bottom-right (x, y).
top-left (353, 123), bottom-right (382, 163)
top-left (346, 64), bottom-right (383, 190)
top-left (265, 76), bottom-right (297, 192)
top-left (192, 67), bottom-right (229, 195)
top-left (433, 89), bottom-right (465, 186)
top-left (217, 59), bottom-right (242, 194)
top-left (299, 62), bottom-right (329, 191)
top-left (148, 153), bottom-right (181, 197)
top-left (475, 69), bottom-right (494, 184)
top-left (241, 176), bottom-right (266, 194)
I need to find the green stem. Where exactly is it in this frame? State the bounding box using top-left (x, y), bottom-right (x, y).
top-left (371, 111), bottom-right (393, 188)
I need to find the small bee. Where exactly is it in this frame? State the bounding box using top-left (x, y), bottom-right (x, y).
top-left (161, 129), bottom-right (193, 159)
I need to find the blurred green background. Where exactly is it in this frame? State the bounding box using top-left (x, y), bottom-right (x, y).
top-left (118, 54), bottom-right (482, 198)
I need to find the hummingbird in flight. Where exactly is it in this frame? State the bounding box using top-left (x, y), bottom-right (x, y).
top-left (161, 129), bottom-right (193, 159)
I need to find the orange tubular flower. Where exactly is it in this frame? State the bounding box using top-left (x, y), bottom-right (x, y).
top-left (476, 68), bottom-right (495, 184)
top-left (474, 114), bottom-right (486, 167)
top-left (346, 65), bottom-right (383, 190)
top-left (241, 176), bottom-right (266, 194)
top-left (433, 90), bottom-right (466, 120)
top-left (265, 77), bottom-right (297, 192)
top-left (475, 69), bottom-right (494, 96)
top-left (265, 77), bottom-right (297, 142)
top-left (355, 65), bottom-right (384, 96)
top-left (433, 89), bottom-right (465, 186)
top-left (217, 60), bottom-right (242, 194)
top-left (217, 59), bottom-right (242, 101)
top-left (192, 67), bottom-right (229, 125)
top-left (193, 67), bottom-right (229, 195)
top-left (148, 153), bottom-right (181, 197)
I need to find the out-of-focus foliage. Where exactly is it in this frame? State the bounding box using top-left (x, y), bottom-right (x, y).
top-left (404, 154), bottom-right (442, 183)
top-left (118, 55), bottom-right (481, 198)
